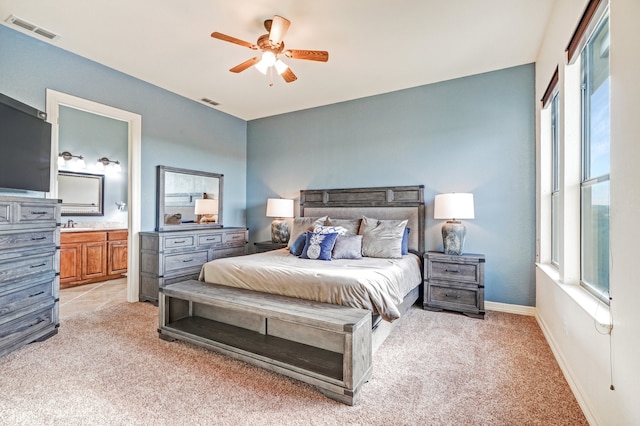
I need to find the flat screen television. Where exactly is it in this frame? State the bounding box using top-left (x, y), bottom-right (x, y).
top-left (0, 93), bottom-right (52, 193)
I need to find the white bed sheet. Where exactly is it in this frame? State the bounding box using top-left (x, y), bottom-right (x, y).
top-left (199, 249), bottom-right (422, 322)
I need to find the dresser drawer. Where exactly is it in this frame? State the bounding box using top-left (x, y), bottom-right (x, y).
top-left (164, 251), bottom-right (208, 275)
top-left (198, 233), bottom-right (223, 246)
top-left (223, 231), bottom-right (246, 245)
top-left (164, 235), bottom-right (196, 250)
top-left (429, 259), bottom-right (481, 284)
top-left (0, 278), bottom-right (55, 317)
top-left (0, 303), bottom-right (56, 348)
top-left (0, 254), bottom-right (56, 284)
top-left (0, 202), bottom-right (11, 225)
top-left (0, 230), bottom-right (56, 251)
top-left (427, 283), bottom-right (480, 311)
top-left (15, 202), bottom-right (58, 224)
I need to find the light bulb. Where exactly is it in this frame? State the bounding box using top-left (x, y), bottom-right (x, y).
top-left (275, 59), bottom-right (288, 75)
top-left (261, 51), bottom-right (276, 67)
top-left (254, 60), bottom-right (268, 75)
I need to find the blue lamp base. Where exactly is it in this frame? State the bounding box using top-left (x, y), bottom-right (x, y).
top-left (442, 220), bottom-right (466, 255)
top-left (271, 218), bottom-right (290, 243)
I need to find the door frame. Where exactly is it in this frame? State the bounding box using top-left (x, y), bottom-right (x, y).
top-left (46, 89), bottom-right (141, 303)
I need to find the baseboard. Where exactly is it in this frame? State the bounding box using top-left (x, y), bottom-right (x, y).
top-left (485, 301), bottom-right (536, 316)
top-left (535, 312), bottom-right (600, 426)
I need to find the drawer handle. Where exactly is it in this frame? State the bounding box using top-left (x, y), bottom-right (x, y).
top-left (31, 236), bottom-right (47, 241)
top-left (182, 258), bottom-right (194, 263)
top-left (204, 238), bottom-right (217, 242)
top-left (444, 269), bottom-right (460, 273)
top-left (173, 240), bottom-right (186, 244)
top-left (30, 211), bottom-right (47, 215)
top-left (30, 263), bottom-right (47, 268)
top-left (29, 291), bottom-right (45, 298)
top-left (444, 293), bottom-right (461, 299)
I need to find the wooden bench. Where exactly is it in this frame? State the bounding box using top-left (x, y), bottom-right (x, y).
top-left (158, 280), bottom-right (373, 405)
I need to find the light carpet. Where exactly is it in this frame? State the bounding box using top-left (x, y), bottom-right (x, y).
top-left (0, 302), bottom-right (586, 425)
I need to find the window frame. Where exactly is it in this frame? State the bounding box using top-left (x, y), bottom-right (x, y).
top-left (579, 11), bottom-right (610, 304)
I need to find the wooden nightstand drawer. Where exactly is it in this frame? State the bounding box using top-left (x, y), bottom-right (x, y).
top-left (427, 283), bottom-right (480, 311)
top-left (429, 260), bottom-right (480, 284)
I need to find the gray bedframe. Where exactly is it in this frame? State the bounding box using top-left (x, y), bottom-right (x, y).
top-left (300, 185), bottom-right (425, 352)
top-left (158, 185), bottom-right (425, 405)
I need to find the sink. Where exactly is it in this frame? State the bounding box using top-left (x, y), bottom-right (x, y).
top-left (60, 227), bottom-right (94, 232)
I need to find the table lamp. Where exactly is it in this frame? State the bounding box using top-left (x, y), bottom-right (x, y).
top-left (266, 198), bottom-right (294, 243)
top-left (434, 193), bottom-right (475, 255)
top-left (194, 198), bottom-right (218, 224)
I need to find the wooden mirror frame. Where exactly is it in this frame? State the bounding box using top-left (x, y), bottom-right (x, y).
top-left (156, 165), bottom-right (224, 232)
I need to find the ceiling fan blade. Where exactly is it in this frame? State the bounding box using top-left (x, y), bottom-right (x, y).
top-left (211, 32), bottom-right (257, 50)
top-left (268, 15), bottom-right (291, 45)
top-left (229, 57), bottom-right (261, 73)
top-left (281, 67), bottom-right (297, 83)
top-left (283, 49), bottom-right (329, 62)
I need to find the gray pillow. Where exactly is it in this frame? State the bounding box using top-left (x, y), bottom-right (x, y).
top-left (359, 216), bottom-right (408, 259)
top-left (325, 218), bottom-right (361, 236)
top-left (332, 235), bottom-right (363, 259)
top-left (287, 216), bottom-right (327, 248)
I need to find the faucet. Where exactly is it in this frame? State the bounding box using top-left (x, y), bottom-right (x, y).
top-left (67, 219), bottom-right (75, 228)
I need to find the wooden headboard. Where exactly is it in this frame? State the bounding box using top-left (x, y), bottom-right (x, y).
top-left (300, 185), bottom-right (425, 254)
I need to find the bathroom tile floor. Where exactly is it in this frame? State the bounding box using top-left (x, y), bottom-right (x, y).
top-left (59, 277), bottom-right (128, 320)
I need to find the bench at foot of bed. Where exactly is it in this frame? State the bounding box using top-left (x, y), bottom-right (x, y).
top-left (158, 280), bottom-right (373, 405)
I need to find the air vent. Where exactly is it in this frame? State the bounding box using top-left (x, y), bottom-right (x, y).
top-left (200, 98), bottom-right (220, 107)
top-left (5, 15), bottom-right (60, 40)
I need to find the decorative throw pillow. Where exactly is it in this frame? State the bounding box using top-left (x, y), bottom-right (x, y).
top-left (325, 218), bottom-right (361, 236)
top-left (332, 235), bottom-right (363, 259)
top-left (402, 227), bottom-right (410, 255)
top-left (287, 216), bottom-right (328, 249)
top-left (300, 232), bottom-right (339, 261)
top-left (359, 216), bottom-right (408, 259)
top-left (313, 225), bottom-right (348, 235)
top-left (289, 232), bottom-right (308, 256)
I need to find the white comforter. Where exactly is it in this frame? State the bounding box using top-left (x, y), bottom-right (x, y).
top-left (199, 249), bottom-right (422, 322)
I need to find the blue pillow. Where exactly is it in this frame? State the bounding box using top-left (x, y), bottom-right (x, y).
top-left (300, 232), bottom-right (339, 261)
top-left (401, 227), bottom-right (410, 255)
top-left (289, 232), bottom-right (308, 256)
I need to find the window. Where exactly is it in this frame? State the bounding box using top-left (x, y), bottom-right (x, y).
top-left (580, 13), bottom-right (610, 302)
top-left (551, 92), bottom-right (560, 266)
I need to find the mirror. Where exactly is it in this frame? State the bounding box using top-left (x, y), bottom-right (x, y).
top-left (58, 171), bottom-right (104, 216)
top-left (156, 166), bottom-right (223, 231)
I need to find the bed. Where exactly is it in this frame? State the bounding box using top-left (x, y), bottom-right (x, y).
top-left (158, 185), bottom-right (425, 405)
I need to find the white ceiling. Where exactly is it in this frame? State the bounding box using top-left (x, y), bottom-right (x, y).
top-left (0, 0), bottom-right (556, 120)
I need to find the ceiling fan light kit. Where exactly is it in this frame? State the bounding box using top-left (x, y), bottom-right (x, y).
top-left (211, 15), bottom-right (328, 84)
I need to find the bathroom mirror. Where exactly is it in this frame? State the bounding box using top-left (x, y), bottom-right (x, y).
top-left (58, 171), bottom-right (104, 216)
top-left (156, 165), bottom-right (223, 231)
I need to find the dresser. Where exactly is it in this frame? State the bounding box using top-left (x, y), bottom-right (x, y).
top-left (423, 251), bottom-right (485, 319)
top-left (0, 196), bottom-right (61, 358)
top-left (139, 227), bottom-right (248, 304)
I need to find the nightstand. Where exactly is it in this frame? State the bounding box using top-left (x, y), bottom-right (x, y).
top-left (423, 251), bottom-right (485, 319)
top-left (254, 240), bottom-right (287, 253)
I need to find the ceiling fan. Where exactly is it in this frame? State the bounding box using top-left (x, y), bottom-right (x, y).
top-left (211, 15), bottom-right (329, 84)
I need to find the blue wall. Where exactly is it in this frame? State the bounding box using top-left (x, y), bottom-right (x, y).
top-left (247, 64), bottom-right (536, 306)
top-left (0, 25), bottom-right (247, 230)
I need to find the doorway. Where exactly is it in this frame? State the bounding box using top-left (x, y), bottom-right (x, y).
top-left (46, 90), bottom-right (141, 303)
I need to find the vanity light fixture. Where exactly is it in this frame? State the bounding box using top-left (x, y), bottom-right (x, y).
top-left (58, 151), bottom-right (86, 169)
top-left (96, 157), bottom-right (122, 172)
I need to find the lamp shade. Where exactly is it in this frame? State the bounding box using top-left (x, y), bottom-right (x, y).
top-left (194, 198), bottom-right (218, 215)
top-left (434, 193), bottom-right (475, 220)
top-left (266, 198), bottom-right (294, 218)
